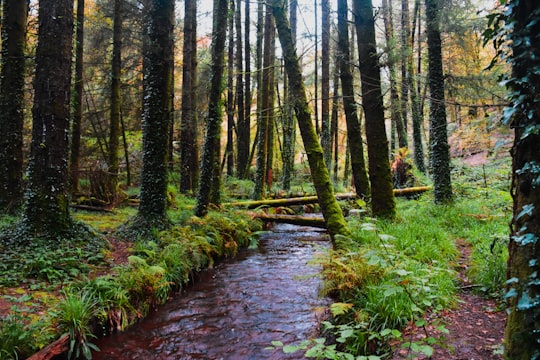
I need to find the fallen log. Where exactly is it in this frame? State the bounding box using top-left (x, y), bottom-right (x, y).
top-left (28, 334), bottom-right (70, 360)
top-left (252, 213), bottom-right (327, 229)
top-left (228, 187), bottom-right (431, 209)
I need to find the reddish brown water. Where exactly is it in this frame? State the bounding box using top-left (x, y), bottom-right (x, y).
top-left (93, 224), bottom-right (331, 359)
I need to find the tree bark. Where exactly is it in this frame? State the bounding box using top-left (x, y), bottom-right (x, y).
top-left (336, 0), bottom-right (370, 199)
top-left (504, 1), bottom-right (540, 358)
top-left (269, 0), bottom-right (350, 238)
top-left (234, 0), bottom-right (244, 178)
top-left (108, 0), bottom-right (122, 202)
top-left (353, 0), bottom-right (396, 219)
top-left (136, 0), bottom-right (175, 225)
top-left (179, 0), bottom-right (199, 194)
top-left (0, 0), bottom-right (28, 213)
top-left (226, 0), bottom-right (235, 177)
top-left (69, 0), bottom-right (84, 195)
top-left (425, 0), bottom-right (453, 203)
top-left (194, 0), bottom-right (228, 216)
top-left (23, 0), bottom-right (74, 236)
top-left (321, 0), bottom-right (331, 171)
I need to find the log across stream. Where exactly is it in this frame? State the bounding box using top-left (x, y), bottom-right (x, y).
top-left (92, 223), bottom-right (331, 359)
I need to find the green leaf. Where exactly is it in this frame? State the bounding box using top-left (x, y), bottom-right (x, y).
top-left (330, 302), bottom-right (353, 316)
top-left (271, 340), bottom-right (283, 347)
top-left (283, 345), bottom-right (299, 354)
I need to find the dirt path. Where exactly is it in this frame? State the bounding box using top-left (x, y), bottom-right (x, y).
top-left (392, 239), bottom-right (506, 359)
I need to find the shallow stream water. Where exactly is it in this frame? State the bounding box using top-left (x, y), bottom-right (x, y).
top-left (93, 223), bottom-right (331, 359)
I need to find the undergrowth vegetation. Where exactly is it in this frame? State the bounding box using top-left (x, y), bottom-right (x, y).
top-left (270, 157), bottom-right (511, 359)
top-left (0, 196), bottom-right (261, 360)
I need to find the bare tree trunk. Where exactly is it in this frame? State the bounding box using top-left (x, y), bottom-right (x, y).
top-left (270, 0), bottom-right (350, 238)
top-left (234, 0), bottom-right (244, 178)
top-left (353, 0), bottom-right (396, 219)
top-left (194, 0), bottom-right (228, 216)
top-left (337, 0), bottom-right (370, 198)
top-left (179, 0), bottom-right (199, 193)
top-left (321, 0), bottom-right (331, 171)
top-left (226, 0), bottom-right (235, 177)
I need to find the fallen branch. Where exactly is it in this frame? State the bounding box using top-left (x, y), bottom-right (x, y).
top-left (28, 334), bottom-right (70, 360)
top-left (70, 204), bottom-right (113, 212)
top-left (251, 213), bottom-right (327, 229)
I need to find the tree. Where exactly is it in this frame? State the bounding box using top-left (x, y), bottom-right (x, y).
top-left (0, 0), bottom-right (29, 213)
top-left (336, 0), bottom-right (370, 198)
top-left (194, 0), bottom-right (228, 217)
top-left (234, 0), bottom-right (244, 178)
top-left (425, 0), bottom-right (452, 203)
top-left (134, 0), bottom-right (175, 228)
top-left (108, 0), bottom-right (123, 202)
top-left (353, 0), bottom-right (396, 219)
top-left (270, 0), bottom-right (350, 238)
top-left (226, 0), bottom-right (235, 177)
top-left (22, 0), bottom-right (74, 236)
top-left (320, 0), bottom-right (332, 170)
top-left (500, 1), bottom-right (540, 358)
top-left (69, 0), bottom-right (84, 194)
top-left (179, 0), bottom-right (199, 194)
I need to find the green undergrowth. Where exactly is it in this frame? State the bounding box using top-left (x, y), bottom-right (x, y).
top-left (275, 159), bottom-right (510, 359)
top-left (0, 206), bottom-right (261, 360)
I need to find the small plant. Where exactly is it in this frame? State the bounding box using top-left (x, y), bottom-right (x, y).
top-left (0, 313), bottom-right (36, 360)
top-left (56, 288), bottom-right (100, 360)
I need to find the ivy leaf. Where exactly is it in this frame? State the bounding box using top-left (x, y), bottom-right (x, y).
top-left (516, 204), bottom-right (535, 220)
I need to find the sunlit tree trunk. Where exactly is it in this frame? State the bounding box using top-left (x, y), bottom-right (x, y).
top-left (23, 0), bottom-right (74, 236)
top-left (108, 0), bottom-right (122, 202)
top-left (504, 1), bottom-right (540, 358)
top-left (0, 0), bottom-right (28, 213)
top-left (136, 0), bottom-right (174, 225)
top-left (69, 0), bottom-right (84, 195)
top-left (353, 0), bottom-right (396, 219)
top-left (195, 0), bottom-right (228, 216)
top-left (330, 55), bottom-right (340, 184)
top-left (400, 0), bottom-right (410, 136)
top-left (180, 0), bottom-right (199, 194)
top-left (425, 0), bottom-right (452, 203)
top-left (337, 0), bottom-right (370, 198)
top-left (270, 0), bottom-right (350, 238)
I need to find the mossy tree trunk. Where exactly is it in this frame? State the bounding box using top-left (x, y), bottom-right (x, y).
top-left (194, 0), bottom-right (228, 217)
top-left (336, 0), bottom-right (370, 199)
top-left (23, 0), bottom-right (73, 236)
top-left (425, 0), bottom-right (452, 203)
top-left (69, 0), bottom-right (84, 195)
top-left (353, 0), bottom-right (396, 219)
top-left (0, 0), bottom-right (28, 213)
top-left (179, 0), bottom-right (199, 194)
top-left (269, 0), bottom-right (350, 238)
top-left (226, 1), bottom-right (235, 177)
top-left (136, 0), bottom-right (174, 226)
top-left (504, 1), bottom-right (540, 358)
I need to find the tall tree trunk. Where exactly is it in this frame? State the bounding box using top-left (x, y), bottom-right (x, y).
top-left (353, 0), bottom-right (396, 219)
top-left (69, 0), bottom-right (84, 195)
top-left (136, 0), bottom-right (175, 226)
top-left (194, 0), bottom-right (228, 216)
top-left (0, 0), bottom-right (28, 213)
top-left (270, 0), bottom-right (350, 238)
top-left (237, 0), bottom-right (251, 179)
top-left (253, 7), bottom-right (275, 200)
top-left (23, 0), bottom-right (74, 236)
top-left (425, 0), bottom-right (452, 203)
top-left (108, 0), bottom-right (122, 202)
top-left (408, 0), bottom-right (425, 173)
top-left (320, 0), bottom-right (331, 171)
top-left (337, 0), bottom-right (370, 198)
top-left (504, 2), bottom-right (540, 358)
top-left (281, 0), bottom-right (298, 191)
top-left (234, 0), bottom-right (244, 178)
top-left (382, 0), bottom-right (407, 151)
top-left (179, 0), bottom-right (199, 193)
top-left (330, 55), bottom-right (340, 184)
top-left (226, 0), bottom-right (235, 177)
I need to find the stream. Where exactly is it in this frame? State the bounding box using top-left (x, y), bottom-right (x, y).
top-left (93, 223), bottom-right (332, 359)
